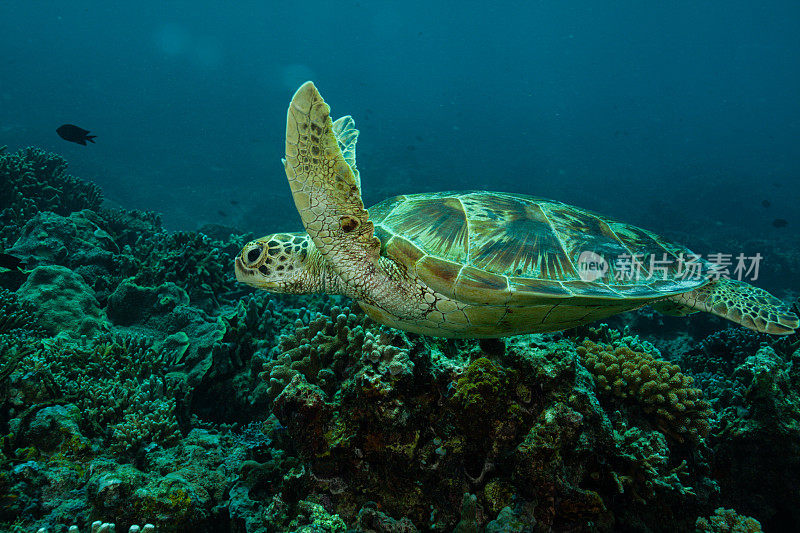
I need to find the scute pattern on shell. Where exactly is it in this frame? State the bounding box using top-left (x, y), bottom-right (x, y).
top-left (370, 191), bottom-right (711, 302)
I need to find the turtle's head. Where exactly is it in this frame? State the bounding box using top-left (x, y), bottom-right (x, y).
top-left (235, 232), bottom-right (319, 294)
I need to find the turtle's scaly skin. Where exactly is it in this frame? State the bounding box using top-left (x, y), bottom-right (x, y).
top-left (235, 81), bottom-right (799, 338)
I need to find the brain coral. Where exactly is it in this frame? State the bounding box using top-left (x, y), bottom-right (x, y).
top-left (578, 339), bottom-right (712, 442)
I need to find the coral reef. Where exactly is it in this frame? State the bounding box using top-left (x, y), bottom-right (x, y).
top-left (695, 507), bottom-right (762, 532)
top-left (1, 148), bottom-right (799, 531)
top-left (0, 147), bottom-right (102, 248)
top-left (131, 231), bottom-right (240, 311)
top-left (706, 345), bottom-right (800, 527)
top-left (9, 210), bottom-right (136, 304)
top-left (16, 265), bottom-right (110, 337)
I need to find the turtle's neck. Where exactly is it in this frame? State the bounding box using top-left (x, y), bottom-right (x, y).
top-left (302, 239), bottom-right (352, 297)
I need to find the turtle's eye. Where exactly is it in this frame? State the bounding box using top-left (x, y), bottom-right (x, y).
top-left (245, 244), bottom-right (263, 266)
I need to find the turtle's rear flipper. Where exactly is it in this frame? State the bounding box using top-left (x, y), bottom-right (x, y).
top-left (663, 278), bottom-right (799, 335)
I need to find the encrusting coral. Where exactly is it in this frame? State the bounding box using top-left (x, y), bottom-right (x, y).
top-left (578, 339), bottom-right (712, 442)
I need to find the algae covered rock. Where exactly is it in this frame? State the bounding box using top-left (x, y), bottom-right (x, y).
top-left (21, 404), bottom-right (90, 454)
top-left (16, 265), bottom-right (110, 336)
top-left (9, 210), bottom-right (117, 266)
top-left (9, 209), bottom-right (135, 303)
top-left (106, 278), bottom-right (189, 327)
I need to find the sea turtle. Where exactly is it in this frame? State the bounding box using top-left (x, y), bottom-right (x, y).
top-left (235, 82), bottom-right (798, 338)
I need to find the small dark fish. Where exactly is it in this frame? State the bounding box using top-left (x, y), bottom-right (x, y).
top-left (0, 252), bottom-right (24, 270)
top-left (772, 218), bottom-right (788, 228)
top-left (762, 199), bottom-right (771, 208)
top-left (56, 124), bottom-right (96, 146)
top-left (218, 210), bottom-right (227, 217)
top-left (230, 200), bottom-right (239, 206)
top-left (406, 145), bottom-right (415, 151)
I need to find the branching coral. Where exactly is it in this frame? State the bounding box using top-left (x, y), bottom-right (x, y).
top-left (180, 294), bottom-right (308, 424)
top-left (578, 339), bottom-right (712, 442)
top-left (109, 379), bottom-right (181, 455)
top-left (611, 423), bottom-right (696, 502)
top-left (0, 147), bottom-right (102, 247)
top-left (97, 206), bottom-right (162, 249)
top-left (6, 332), bottom-right (179, 455)
top-left (0, 289), bottom-right (41, 335)
top-left (132, 231), bottom-right (238, 310)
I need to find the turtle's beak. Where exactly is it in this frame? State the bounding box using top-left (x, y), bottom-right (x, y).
top-left (234, 256), bottom-right (249, 283)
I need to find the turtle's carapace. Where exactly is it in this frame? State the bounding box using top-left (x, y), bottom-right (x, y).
top-left (235, 82), bottom-right (799, 338)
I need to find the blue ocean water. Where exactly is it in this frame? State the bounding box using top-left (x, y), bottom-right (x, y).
top-left (1, 2), bottom-right (798, 236)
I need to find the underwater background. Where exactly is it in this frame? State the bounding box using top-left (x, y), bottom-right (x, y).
top-left (1, 1), bottom-right (799, 532)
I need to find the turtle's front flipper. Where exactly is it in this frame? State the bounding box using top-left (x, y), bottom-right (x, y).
top-left (665, 278), bottom-right (798, 335)
top-left (332, 115), bottom-right (360, 189)
top-left (283, 82), bottom-right (381, 283)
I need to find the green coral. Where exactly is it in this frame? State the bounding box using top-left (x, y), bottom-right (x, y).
top-left (0, 147), bottom-right (102, 247)
top-left (695, 507), bottom-right (762, 532)
top-left (132, 231), bottom-right (238, 310)
top-left (16, 264), bottom-right (110, 337)
top-left (579, 339), bottom-right (712, 442)
top-left (0, 289), bottom-right (40, 335)
top-left (6, 333), bottom-right (178, 455)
